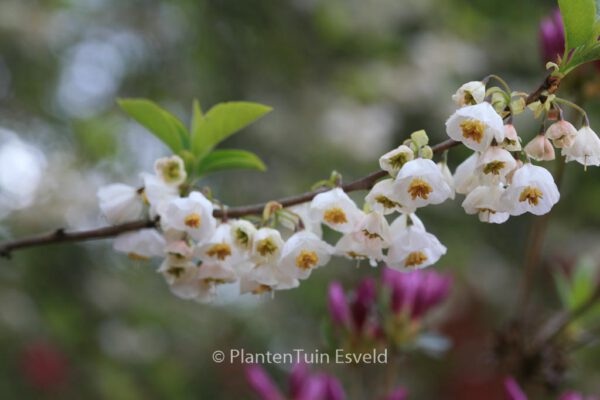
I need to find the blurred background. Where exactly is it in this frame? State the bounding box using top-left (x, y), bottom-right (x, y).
top-left (1, 0), bottom-right (600, 398)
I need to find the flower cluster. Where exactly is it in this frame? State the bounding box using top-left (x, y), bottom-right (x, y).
top-left (97, 75), bottom-right (598, 302)
top-left (327, 268), bottom-right (452, 350)
top-left (448, 79), bottom-right (600, 224)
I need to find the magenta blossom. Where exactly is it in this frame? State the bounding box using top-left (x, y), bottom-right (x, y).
top-left (504, 377), bottom-right (598, 400)
top-left (246, 364), bottom-right (345, 400)
top-left (351, 278), bottom-right (377, 331)
top-left (382, 267), bottom-right (452, 320)
top-left (328, 282), bottom-right (351, 327)
top-left (328, 278), bottom-right (379, 335)
top-left (539, 9), bottom-right (565, 63)
top-left (504, 377), bottom-right (527, 400)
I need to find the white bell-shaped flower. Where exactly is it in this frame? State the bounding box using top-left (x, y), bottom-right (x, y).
top-left (365, 179), bottom-right (405, 215)
top-left (452, 81), bottom-right (486, 107)
top-left (524, 134), bottom-right (555, 161)
top-left (250, 228), bottom-right (285, 265)
top-left (113, 228), bottom-right (166, 260)
top-left (97, 183), bottom-right (144, 224)
top-left (502, 124), bottom-right (521, 151)
top-left (160, 191), bottom-right (216, 243)
top-left (158, 261), bottom-right (216, 302)
top-left (438, 162), bottom-right (456, 200)
top-left (379, 145), bottom-right (414, 177)
top-left (310, 188), bottom-right (364, 233)
top-left (280, 203), bottom-right (323, 238)
top-left (230, 220), bottom-right (257, 252)
top-left (501, 163), bottom-right (560, 216)
top-left (477, 145), bottom-right (517, 182)
top-left (446, 102), bottom-right (505, 152)
top-left (394, 158), bottom-right (453, 210)
top-left (335, 212), bottom-right (391, 266)
top-left (385, 214), bottom-right (447, 270)
top-left (462, 184), bottom-right (510, 224)
top-left (154, 155), bottom-right (187, 186)
top-left (197, 262), bottom-right (238, 284)
top-left (562, 125), bottom-right (600, 168)
top-left (453, 152), bottom-right (481, 195)
top-left (141, 172), bottom-right (179, 217)
top-left (195, 223), bottom-right (248, 271)
top-left (545, 120), bottom-right (577, 149)
top-left (279, 231), bottom-right (333, 280)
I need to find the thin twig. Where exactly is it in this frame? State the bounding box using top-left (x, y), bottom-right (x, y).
top-left (0, 220), bottom-right (157, 259)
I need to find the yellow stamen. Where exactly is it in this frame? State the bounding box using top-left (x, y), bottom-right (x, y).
top-left (295, 250), bottom-right (319, 270)
top-left (184, 213), bottom-right (202, 228)
top-left (323, 207), bottom-right (348, 224)
top-left (404, 251), bottom-right (428, 268)
top-left (362, 229), bottom-right (382, 240)
top-left (519, 186), bottom-right (543, 205)
top-left (407, 179), bottom-right (433, 200)
top-left (128, 253), bottom-right (150, 261)
top-left (347, 251), bottom-right (367, 259)
top-left (375, 195), bottom-right (400, 209)
top-left (167, 266), bottom-right (185, 278)
top-left (252, 284), bottom-right (272, 295)
top-left (235, 229), bottom-right (250, 247)
top-left (483, 161), bottom-right (506, 175)
top-left (256, 238), bottom-right (278, 257)
top-left (206, 243), bottom-right (232, 260)
top-left (161, 160), bottom-right (183, 183)
top-left (388, 152), bottom-right (411, 169)
top-left (460, 119), bottom-right (485, 143)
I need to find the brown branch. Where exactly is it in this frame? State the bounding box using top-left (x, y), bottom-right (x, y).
top-left (0, 72), bottom-right (560, 258)
top-left (0, 220), bottom-right (157, 259)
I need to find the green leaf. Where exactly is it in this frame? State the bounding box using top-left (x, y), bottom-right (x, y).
top-left (191, 101), bottom-right (272, 159)
top-left (196, 149), bottom-right (267, 174)
top-left (118, 99), bottom-right (189, 153)
top-left (191, 99), bottom-right (203, 134)
top-left (559, 0), bottom-right (596, 52)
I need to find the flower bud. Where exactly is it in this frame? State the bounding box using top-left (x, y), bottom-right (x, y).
top-left (351, 278), bottom-right (376, 331)
top-left (327, 282), bottom-right (351, 327)
top-left (510, 97), bottom-right (526, 116)
top-left (419, 145), bottom-right (433, 159)
top-left (539, 9), bottom-right (565, 63)
top-left (491, 92), bottom-right (508, 114)
top-left (545, 120), bottom-right (577, 148)
top-left (524, 134), bottom-right (555, 161)
top-left (410, 129), bottom-right (429, 147)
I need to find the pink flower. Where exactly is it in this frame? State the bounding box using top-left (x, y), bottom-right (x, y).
top-left (539, 9), bottom-right (564, 63)
top-left (504, 377), bottom-right (527, 400)
top-left (382, 267), bottom-right (452, 320)
top-left (327, 282), bottom-right (351, 327)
